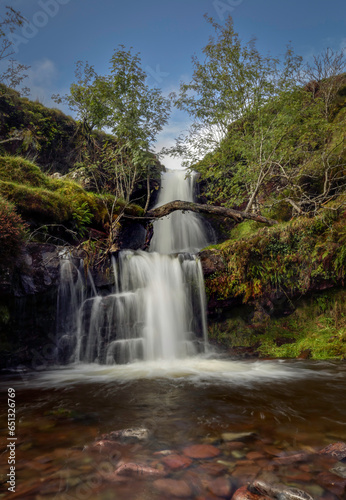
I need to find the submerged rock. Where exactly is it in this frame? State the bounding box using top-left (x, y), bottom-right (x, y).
top-left (317, 471), bottom-right (346, 496)
top-left (100, 427), bottom-right (151, 442)
top-left (251, 479), bottom-right (314, 500)
top-left (319, 442), bottom-right (346, 461)
top-left (182, 444), bottom-right (221, 459)
top-left (114, 462), bottom-right (165, 479)
top-left (273, 452), bottom-right (308, 465)
top-left (206, 476), bottom-right (235, 498)
top-left (153, 478), bottom-right (193, 498)
top-left (161, 454), bottom-right (192, 470)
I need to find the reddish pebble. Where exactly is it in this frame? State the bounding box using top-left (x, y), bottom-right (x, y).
top-left (286, 471), bottom-right (313, 482)
top-left (263, 445), bottom-right (282, 456)
top-left (153, 478), bottom-right (192, 498)
top-left (162, 454), bottom-right (192, 470)
top-left (114, 462), bottom-right (165, 479)
top-left (198, 462), bottom-right (228, 476)
top-left (273, 452), bottom-right (307, 465)
top-left (183, 444), bottom-right (221, 459)
top-left (317, 471), bottom-right (346, 496)
top-left (232, 485), bottom-right (271, 500)
top-left (246, 451), bottom-right (265, 460)
top-left (232, 464), bottom-right (261, 482)
top-left (206, 477), bottom-right (234, 498)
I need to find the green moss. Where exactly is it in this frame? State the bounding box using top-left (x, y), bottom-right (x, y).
top-left (0, 156), bottom-right (126, 228)
top-left (0, 181), bottom-right (71, 221)
top-left (209, 289), bottom-right (346, 360)
top-left (205, 208), bottom-right (346, 303)
top-left (0, 156), bottom-right (52, 187)
top-left (258, 290), bottom-right (346, 359)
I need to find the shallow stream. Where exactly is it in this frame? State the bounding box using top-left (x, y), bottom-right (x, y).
top-left (1, 358), bottom-right (346, 499)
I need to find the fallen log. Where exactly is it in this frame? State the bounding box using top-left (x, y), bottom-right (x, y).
top-left (145, 200), bottom-right (278, 226)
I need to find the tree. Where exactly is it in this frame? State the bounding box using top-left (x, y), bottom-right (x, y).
top-left (167, 15), bottom-right (305, 213)
top-left (52, 61), bottom-right (109, 135)
top-left (0, 6), bottom-right (29, 95)
top-left (167, 16), bottom-right (302, 159)
top-left (168, 16), bottom-right (345, 217)
top-left (54, 46), bottom-right (171, 248)
top-left (299, 47), bottom-right (346, 120)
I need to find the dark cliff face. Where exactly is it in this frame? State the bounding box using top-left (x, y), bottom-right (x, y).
top-left (0, 244), bottom-right (67, 370)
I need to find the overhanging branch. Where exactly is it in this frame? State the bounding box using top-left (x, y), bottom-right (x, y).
top-left (144, 200), bottom-right (278, 226)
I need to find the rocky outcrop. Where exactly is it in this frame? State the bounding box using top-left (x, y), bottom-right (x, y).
top-left (0, 243), bottom-right (61, 298)
top-left (199, 248), bottom-right (227, 276)
top-left (0, 243), bottom-right (83, 369)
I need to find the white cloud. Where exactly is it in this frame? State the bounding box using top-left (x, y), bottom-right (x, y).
top-left (25, 58), bottom-right (58, 105)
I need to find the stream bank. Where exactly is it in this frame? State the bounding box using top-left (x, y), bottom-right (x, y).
top-left (0, 239), bottom-right (345, 369)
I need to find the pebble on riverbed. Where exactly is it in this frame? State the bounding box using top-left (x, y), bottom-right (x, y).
top-left (319, 442), bottom-right (346, 461)
top-left (232, 485), bottom-right (271, 500)
top-left (250, 478), bottom-right (314, 500)
top-left (100, 427), bottom-right (151, 442)
top-left (153, 478), bottom-right (193, 497)
top-left (182, 444), bottom-right (221, 459)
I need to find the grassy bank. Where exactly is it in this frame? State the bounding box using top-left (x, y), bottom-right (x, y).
top-left (208, 288), bottom-right (346, 359)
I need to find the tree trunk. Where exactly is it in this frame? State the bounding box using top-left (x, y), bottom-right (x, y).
top-left (144, 200), bottom-right (278, 226)
top-left (144, 171), bottom-right (151, 213)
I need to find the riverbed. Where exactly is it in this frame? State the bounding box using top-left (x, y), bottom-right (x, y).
top-left (1, 357), bottom-right (346, 499)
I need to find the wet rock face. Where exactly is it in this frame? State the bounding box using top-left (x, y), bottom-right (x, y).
top-left (0, 243), bottom-right (81, 369)
top-left (199, 248), bottom-right (227, 276)
top-left (0, 243), bottom-right (61, 297)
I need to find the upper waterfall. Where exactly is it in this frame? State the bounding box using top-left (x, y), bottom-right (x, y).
top-left (57, 168), bottom-right (212, 365)
top-left (149, 170), bottom-right (210, 254)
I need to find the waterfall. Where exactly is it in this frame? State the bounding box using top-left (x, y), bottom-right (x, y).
top-left (57, 169), bottom-right (211, 365)
top-left (150, 170), bottom-right (210, 254)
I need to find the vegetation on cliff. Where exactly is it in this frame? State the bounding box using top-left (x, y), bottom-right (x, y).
top-left (0, 9), bottom-right (345, 360)
top-left (171, 16), bottom-right (346, 358)
top-left (208, 288), bottom-right (346, 360)
top-left (205, 205), bottom-right (345, 303)
top-left (0, 47), bottom-right (168, 257)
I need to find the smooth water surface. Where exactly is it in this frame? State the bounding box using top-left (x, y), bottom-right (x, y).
top-left (1, 358), bottom-right (346, 499)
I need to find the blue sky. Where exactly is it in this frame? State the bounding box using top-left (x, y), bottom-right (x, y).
top-left (4, 0), bottom-right (346, 168)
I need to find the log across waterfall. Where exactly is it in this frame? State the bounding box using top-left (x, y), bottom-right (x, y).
top-left (149, 170), bottom-right (212, 253)
top-left (57, 169), bottom-right (213, 365)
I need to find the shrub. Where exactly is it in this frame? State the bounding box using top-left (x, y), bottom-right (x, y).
top-left (0, 196), bottom-right (27, 268)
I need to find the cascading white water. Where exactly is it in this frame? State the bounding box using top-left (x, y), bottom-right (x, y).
top-left (150, 170), bottom-right (210, 254)
top-left (57, 169), bottom-right (211, 365)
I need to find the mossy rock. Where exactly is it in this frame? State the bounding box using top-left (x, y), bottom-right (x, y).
top-left (0, 156), bottom-right (52, 188)
top-left (0, 181), bottom-right (71, 221)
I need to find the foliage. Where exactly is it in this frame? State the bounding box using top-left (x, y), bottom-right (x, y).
top-left (258, 290), bottom-right (346, 359)
top-left (52, 61), bottom-right (109, 133)
top-left (0, 86), bottom-right (78, 173)
top-left (0, 6), bottom-right (29, 95)
top-left (208, 289), bottom-right (346, 359)
top-left (53, 47), bottom-right (170, 204)
top-left (0, 195), bottom-right (27, 268)
top-left (299, 47), bottom-right (346, 120)
top-left (169, 15), bottom-right (346, 216)
top-left (0, 156), bottom-right (144, 247)
top-left (52, 46), bottom-right (170, 251)
top-left (205, 205), bottom-right (346, 304)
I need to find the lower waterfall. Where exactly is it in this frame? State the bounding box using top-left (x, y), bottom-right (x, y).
top-left (57, 169), bottom-right (212, 364)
